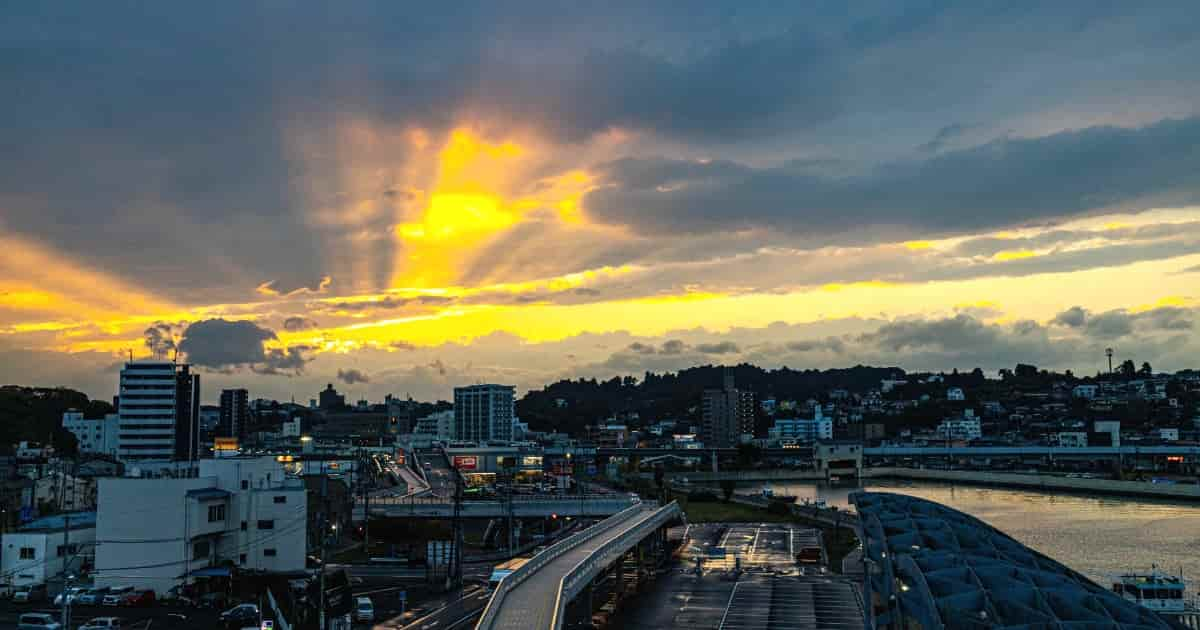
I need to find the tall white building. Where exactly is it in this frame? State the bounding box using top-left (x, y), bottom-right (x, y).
top-left (62, 411), bottom-right (121, 457)
top-left (116, 361), bottom-right (200, 462)
top-left (454, 385), bottom-right (515, 443)
top-left (94, 456), bottom-right (306, 595)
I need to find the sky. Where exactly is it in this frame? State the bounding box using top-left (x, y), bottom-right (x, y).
top-left (2, 2), bottom-right (1200, 403)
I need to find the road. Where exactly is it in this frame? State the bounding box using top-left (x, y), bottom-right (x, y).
top-left (389, 586), bottom-right (491, 630)
top-left (417, 451), bottom-right (457, 498)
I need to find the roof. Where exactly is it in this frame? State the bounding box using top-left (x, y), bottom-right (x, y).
top-left (19, 511), bottom-right (97, 533)
top-left (186, 488), bottom-right (231, 501)
top-left (851, 492), bottom-right (1181, 630)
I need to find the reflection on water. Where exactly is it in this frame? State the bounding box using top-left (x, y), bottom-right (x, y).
top-left (768, 480), bottom-right (1200, 594)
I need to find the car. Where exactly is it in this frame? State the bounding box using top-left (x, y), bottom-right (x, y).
top-left (79, 617), bottom-right (122, 630)
top-left (102, 586), bottom-right (133, 606)
top-left (76, 587), bottom-right (110, 605)
top-left (13, 583), bottom-right (48, 603)
top-left (120, 589), bottom-right (155, 607)
top-left (17, 612), bottom-right (62, 629)
top-left (219, 603), bottom-right (260, 627)
top-left (0, 582), bottom-right (14, 599)
top-left (54, 586), bottom-right (87, 606)
top-left (354, 596), bottom-right (374, 623)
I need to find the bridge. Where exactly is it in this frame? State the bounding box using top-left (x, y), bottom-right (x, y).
top-left (357, 494), bottom-right (641, 519)
top-left (475, 500), bottom-right (682, 630)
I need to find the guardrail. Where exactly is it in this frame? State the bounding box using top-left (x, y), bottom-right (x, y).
top-left (551, 501), bottom-right (682, 630)
top-left (474, 503), bottom-right (646, 630)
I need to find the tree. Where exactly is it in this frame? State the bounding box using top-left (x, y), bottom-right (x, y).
top-left (720, 479), bottom-right (736, 502)
top-left (1138, 362), bottom-right (1153, 377)
top-left (1119, 359), bottom-right (1137, 378)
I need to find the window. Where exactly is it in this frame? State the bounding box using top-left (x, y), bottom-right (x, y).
top-left (56, 544), bottom-right (77, 557)
top-left (241, 480), bottom-right (249, 490)
top-left (207, 504), bottom-right (226, 522)
top-left (239, 553), bottom-right (247, 564)
top-left (19, 547), bottom-right (35, 560)
top-left (192, 540), bottom-right (210, 560)
top-left (257, 520), bottom-right (274, 530)
top-left (273, 495), bottom-right (287, 504)
top-left (240, 521), bottom-right (247, 531)
top-left (263, 548), bottom-right (277, 557)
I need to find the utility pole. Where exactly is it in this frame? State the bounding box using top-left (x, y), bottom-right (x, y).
top-left (449, 472), bottom-right (464, 591)
top-left (319, 473), bottom-right (328, 630)
top-left (61, 511), bottom-right (70, 629)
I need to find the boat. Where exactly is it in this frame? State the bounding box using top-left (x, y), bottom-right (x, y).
top-left (1109, 567), bottom-right (1198, 616)
top-left (761, 485), bottom-right (797, 503)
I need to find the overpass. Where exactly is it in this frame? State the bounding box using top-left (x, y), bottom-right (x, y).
top-left (358, 494), bottom-right (641, 519)
top-left (475, 501), bottom-right (682, 630)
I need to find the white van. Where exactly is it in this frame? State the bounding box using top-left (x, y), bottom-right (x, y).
top-left (354, 596), bottom-right (374, 623)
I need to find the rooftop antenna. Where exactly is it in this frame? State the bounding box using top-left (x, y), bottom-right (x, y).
top-left (1105, 348), bottom-right (1114, 374)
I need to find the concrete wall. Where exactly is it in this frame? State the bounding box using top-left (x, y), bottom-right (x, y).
top-left (865, 467), bottom-right (1200, 500)
top-left (662, 469), bottom-right (827, 483)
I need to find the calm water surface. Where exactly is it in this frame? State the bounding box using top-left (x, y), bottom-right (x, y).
top-left (766, 479), bottom-right (1200, 593)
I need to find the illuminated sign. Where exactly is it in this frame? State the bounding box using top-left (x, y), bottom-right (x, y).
top-left (214, 437), bottom-right (239, 452)
top-left (452, 455), bottom-right (478, 470)
top-left (275, 455), bottom-right (295, 463)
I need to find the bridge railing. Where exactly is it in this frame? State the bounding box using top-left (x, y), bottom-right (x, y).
top-left (474, 503), bottom-right (646, 630)
top-left (551, 501), bottom-right (682, 630)
top-left (366, 493), bottom-right (624, 506)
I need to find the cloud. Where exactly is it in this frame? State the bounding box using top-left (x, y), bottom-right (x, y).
top-left (695, 341), bottom-right (740, 354)
top-left (282, 316), bottom-right (320, 332)
top-left (322, 295), bottom-right (454, 312)
top-left (177, 318), bottom-right (311, 374)
top-left (659, 339), bottom-right (687, 355)
top-left (585, 117), bottom-right (1200, 240)
top-left (918, 123), bottom-right (972, 153)
top-left (1052, 306), bottom-right (1088, 328)
top-left (390, 341), bottom-right (418, 351)
top-left (627, 342), bottom-right (657, 355)
top-left (336, 368), bottom-right (371, 385)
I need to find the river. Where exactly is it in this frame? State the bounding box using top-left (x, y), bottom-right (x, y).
top-left (766, 479), bottom-right (1200, 594)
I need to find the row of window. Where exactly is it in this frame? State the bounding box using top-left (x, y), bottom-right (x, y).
top-left (119, 434), bottom-right (175, 441)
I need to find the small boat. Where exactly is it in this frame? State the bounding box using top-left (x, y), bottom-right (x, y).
top-left (1110, 567), bottom-right (1197, 615)
top-left (761, 485), bottom-right (797, 503)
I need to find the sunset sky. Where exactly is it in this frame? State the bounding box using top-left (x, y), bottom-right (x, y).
top-left (3, 3), bottom-right (1199, 403)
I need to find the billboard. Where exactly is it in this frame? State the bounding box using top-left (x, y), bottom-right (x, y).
top-left (452, 455), bottom-right (478, 470)
top-left (214, 437), bottom-right (239, 452)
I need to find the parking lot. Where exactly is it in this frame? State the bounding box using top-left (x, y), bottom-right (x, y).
top-left (0, 602), bottom-right (220, 629)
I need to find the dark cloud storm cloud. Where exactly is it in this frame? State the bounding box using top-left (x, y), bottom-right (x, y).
top-left (177, 318), bottom-right (311, 374)
top-left (336, 368), bottom-right (371, 385)
top-left (282, 316), bottom-right (320, 332)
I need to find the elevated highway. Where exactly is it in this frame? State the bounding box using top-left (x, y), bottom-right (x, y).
top-left (475, 501), bottom-right (682, 630)
top-left (357, 494), bottom-right (641, 520)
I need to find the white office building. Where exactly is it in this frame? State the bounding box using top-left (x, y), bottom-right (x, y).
top-left (117, 361), bottom-right (200, 462)
top-left (947, 387), bottom-right (966, 401)
top-left (454, 385), bottom-right (515, 443)
top-left (936, 415), bottom-right (982, 441)
top-left (768, 407), bottom-right (834, 442)
top-left (94, 456), bottom-right (306, 595)
top-left (62, 411), bottom-right (120, 458)
top-left (0, 512), bottom-right (96, 587)
top-left (414, 410), bottom-right (454, 441)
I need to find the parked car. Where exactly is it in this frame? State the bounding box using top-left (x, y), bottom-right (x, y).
top-left (102, 586), bottom-right (133, 606)
top-left (54, 586), bottom-right (87, 606)
top-left (76, 587), bottom-right (110, 605)
top-left (219, 603), bottom-right (260, 627)
top-left (13, 583), bottom-right (48, 603)
top-left (79, 618), bottom-right (122, 630)
top-left (354, 596), bottom-right (374, 623)
top-left (0, 582), bottom-right (14, 599)
top-left (17, 612), bottom-right (61, 629)
top-left (120, 589), bottom-right (155, 607)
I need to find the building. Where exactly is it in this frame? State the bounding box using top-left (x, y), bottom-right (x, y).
top-left (454, 385), bottom-right (515, 443)
top-left (219, 388), bottom-right (249, 441)
top-left (1072, 384), bottom-right (1099, 400)
top-left (946, 387), bottom-right (966, 401)
top-left (1158, 428), bottom-right (1180, 441)
top-left (318, 384), bottom-right (345, 411)
top-left (701, 372), bottom-right (755, 448)
top-left (1092, 420), bottom-right (1121, 447)
top-left (198, 405), bottom-right (220, 433)
top-left (62, 411), bottom-right (120, 457)
top-left (0, 512), bottom-right (96, 587)
top-left (586, 424), bottom-right (630, 448)
top-left (414, 410), bottom-right (454, 441)
top-left (936, 414), bottom-right (982, 441)
top-left (34, 472), bottom-right (96, 513)
top-left (768, 407), bottom-right (833, 442)
top-left (94, 456), bottom-right (307, 595)
top-left (116, 361), bottom-right (200, 462)
top-left (13, 441), bottom-right (53, 461)
top-left (386, 395), bottom-right (417, 435)
top-left (1053, 431), bottom-right (1088, 448)
top-left (281, 417), bottom-right (302, 438)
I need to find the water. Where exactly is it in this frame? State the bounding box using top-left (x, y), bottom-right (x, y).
top-left (766, 479), bottom-right (1200, 595)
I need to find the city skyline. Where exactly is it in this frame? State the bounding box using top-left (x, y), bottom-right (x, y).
top-left (3, 3), bottom-right (1200, 402)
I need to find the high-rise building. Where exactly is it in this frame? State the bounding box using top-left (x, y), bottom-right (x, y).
top-left (116, 361), bottom-right (200, 462)
top-left (318, 384), bottom-right (345, 410)
top-left (453, 384), bottom-right (515, 443)
top-left (219, 389), bottom-right (249, 440)
top-left (701, 371), bottom-right (755, 448)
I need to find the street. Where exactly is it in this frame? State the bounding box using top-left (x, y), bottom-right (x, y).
top-left (0, 602), bottom-right (219, 629)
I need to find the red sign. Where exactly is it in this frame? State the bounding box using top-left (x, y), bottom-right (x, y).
top-left (452, 455), bottom-right (478, 471)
